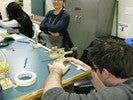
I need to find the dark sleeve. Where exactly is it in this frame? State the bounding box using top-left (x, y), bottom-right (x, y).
top-left (42, 87), bottom-right (92, 100)
top-left (40, 11), bottom-right (51, 34)
top-left (16, 17), bottom-right (27, 27)
top-left (45, 11), bottom-right (70, 33)
top-left (41, 86), bottom-right (131, 100)
top-left (41, 87), bottom-right (87, 100)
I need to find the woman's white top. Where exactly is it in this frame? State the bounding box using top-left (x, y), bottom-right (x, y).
top-left (0, 19), bottom-right (19, 27)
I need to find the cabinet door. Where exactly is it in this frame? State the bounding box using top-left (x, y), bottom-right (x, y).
top-left (31, 0), bottom-right (45, 16)
top-left (66, 0), bottom-right (98, 58)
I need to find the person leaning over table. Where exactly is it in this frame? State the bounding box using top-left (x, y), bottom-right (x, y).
top-left (41, 39), bottom-right (133, 100)
top-left (0, 2), bottom-right (34, 38)
top-left (39, 0), bottom-right (71, 49)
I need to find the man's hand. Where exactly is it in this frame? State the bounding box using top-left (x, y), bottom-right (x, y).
top-left (65, 57), bottom-right (91, 70)
top-left (43, 60), bottom-right (70, 94)
top-left (48, 60), bottom-right (70, 75)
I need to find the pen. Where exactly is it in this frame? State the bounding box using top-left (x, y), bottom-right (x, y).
top-left (17, 40), bottom-right (30, 44)
top-left (24, 58), bottom-right (28, 68)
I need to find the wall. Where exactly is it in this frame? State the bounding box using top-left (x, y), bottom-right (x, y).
top-left (0, 0), bottom-right (14, 18)
top-left (45, 0), bottom-right (54, 15)
top-left (31, 0), bottom-right (45, 16)
top-left (65, 0), bottom-right (115, 58)
top-left (112, 0), bottom-right (133, 39)
top-left (23, 0), bottom-right (32, 15)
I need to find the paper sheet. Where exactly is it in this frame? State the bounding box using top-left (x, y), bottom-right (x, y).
top-left (11, 34), bottom-right (25, 40)
top-left (0, 28), bottom-right (7, 33)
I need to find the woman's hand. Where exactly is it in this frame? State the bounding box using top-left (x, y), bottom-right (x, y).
top-left (48, 31), bottom-right (60, 37)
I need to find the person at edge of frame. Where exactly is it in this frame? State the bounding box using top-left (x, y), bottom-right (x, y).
top-left (41, 38), bottom-right (133, 100)
top-left (38, 0), bottom-right (72, 49)
top-left (0, 2), bottom-right (34, 38)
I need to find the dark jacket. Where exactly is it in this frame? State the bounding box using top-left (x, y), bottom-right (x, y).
top-left (40, 9), bottom-right (70, 36)
top-left (16, 13), bottom-right (34, 38)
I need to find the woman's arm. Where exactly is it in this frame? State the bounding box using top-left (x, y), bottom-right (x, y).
top-left (0, 19), bottom-right (19, 27)
top-left (40, 11), bottom-right (51, 33)
top-left (46, 13), bottom-right (70, 33)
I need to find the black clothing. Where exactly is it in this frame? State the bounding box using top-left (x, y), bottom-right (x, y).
top-left (16, 13), bottom-right (34, 38)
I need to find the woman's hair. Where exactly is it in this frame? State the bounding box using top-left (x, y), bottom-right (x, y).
top-left (6, 2), bottom-right (25, 20)
top-left (63, 0), bottom-right (66, 2)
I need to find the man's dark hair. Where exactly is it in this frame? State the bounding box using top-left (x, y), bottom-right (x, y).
top-left (88, 39), bottom-right (133, 78)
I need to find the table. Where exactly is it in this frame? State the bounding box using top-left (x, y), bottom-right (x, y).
top-left (0, 31), bottom-right (91, 100)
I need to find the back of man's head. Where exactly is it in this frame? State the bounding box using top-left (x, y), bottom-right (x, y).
top-left (88, 39), bottom-right (133, 78)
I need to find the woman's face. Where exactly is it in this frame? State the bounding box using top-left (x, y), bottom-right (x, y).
top-left (52, 0), bottom-right (64, 9)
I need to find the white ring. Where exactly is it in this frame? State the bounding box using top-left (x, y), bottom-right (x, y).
top-left (14, 71), bottom-right (37, 87)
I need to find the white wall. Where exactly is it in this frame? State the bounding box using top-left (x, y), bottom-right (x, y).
top-left (0, 0), bottom-right (14, 18)
top-left (45, 0), bottom-right (54, 15)
top-left (112, 0), bottom-right (133, 39)
top-left (23, 0), bottom-right (32, 15)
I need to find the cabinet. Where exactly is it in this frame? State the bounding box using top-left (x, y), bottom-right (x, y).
top-left (31, 0), bottom-right (45, 16)
top-left (65, 0), bottom-right (115, 58)
top-left (65, 0), bottom-right (98, 58)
